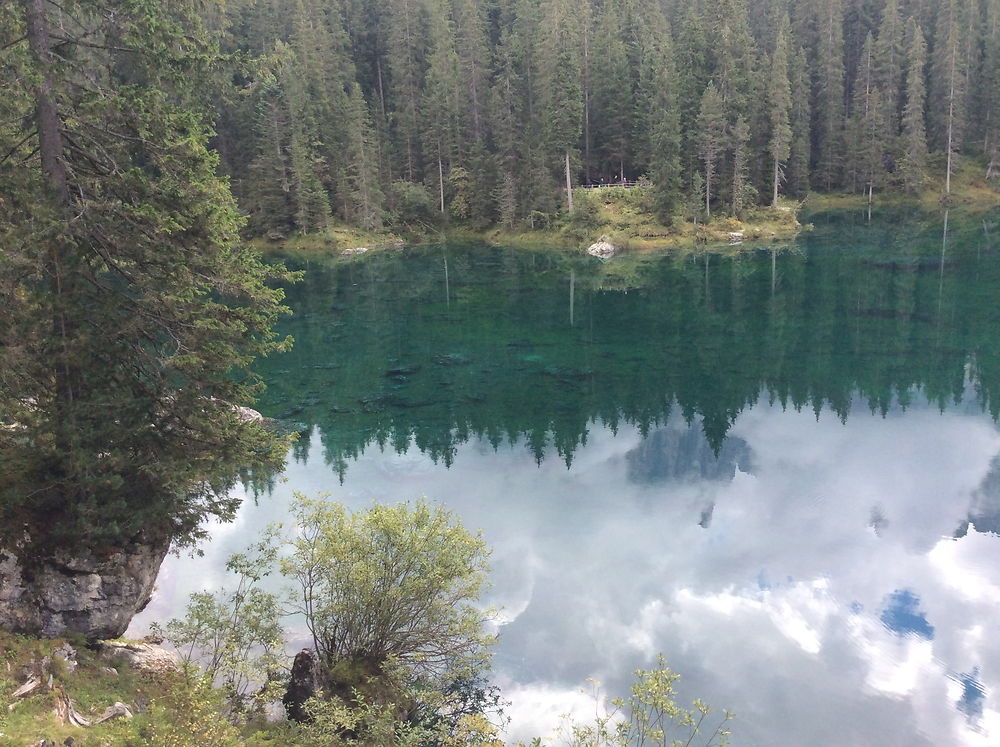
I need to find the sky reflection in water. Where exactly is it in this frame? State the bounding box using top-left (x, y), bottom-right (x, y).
top-left (134, 209), bottom-right (1000, 746)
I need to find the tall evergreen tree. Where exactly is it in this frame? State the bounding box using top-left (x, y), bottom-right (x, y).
top-left (900, 19), bottom-right (930, 192)
top-left (848, 33), bottom-right (889, 199)
top-left (697, 81), bottom-right (727, 219)
top-left (387, 0), bottom-right (430, 182)
top-left (537, 0), bottom-right (584, 212)
top-left (731, 114), bottom-right (753, 215)
top-left (787, 45), bottom-right (813, 197)
top-left (591, 2), bottom-right (632, 181)
top-left (873, 0), bottom-right (905, 134)
top-left (1, 0), bottom-right (290, 561)
top-left (341, 83), bottom-right (385, 229)
top-left (768, 13), bottom-right (794, 205)
top-left (633, 4), bottom-right (682, 219)
top-left (813, 0), bottom-right (847, 190)
top-left (931, 0), bottom-right (968, 195)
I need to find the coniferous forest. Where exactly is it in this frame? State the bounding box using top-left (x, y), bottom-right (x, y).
top-left (206, 0), bottom-right (1000, 237)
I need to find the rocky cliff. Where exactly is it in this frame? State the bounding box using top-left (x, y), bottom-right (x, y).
top-left (0, 534), bottom-right (170, 640)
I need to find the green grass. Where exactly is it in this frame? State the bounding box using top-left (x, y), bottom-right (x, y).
top-left (804, 155), bottom-right (1000, 212)
top-left (0, 631), bottom-right (242, 746)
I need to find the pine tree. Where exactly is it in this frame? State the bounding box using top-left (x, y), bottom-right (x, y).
top-left (341, 83), bottom-right (385, 229)
top-left (931, 0), bottom-right (968, 195)
top-left (848, 33), bottom-right (888, 200)
top-left (813, 0), bottom-right (847, 190)
top-left (1, 0), bottom-right (290, 559)
top-left (697, 82), bottom-right (727, 219)
top-left (900, 19), bottom-right (930, 192)
top-left (633, 5), bottom-right (682, 219)
top-left (422, 0), bottom-right (461, 214)
top-left (768, 13), bottom-right (793, 205)
top-left (787, 45), bottom-right (812, 198)
top-left (537, 0), bottom-right (584, 212)
top-left (979, 0), bottom-right (1000, 177)
top-left (873, 0), bottom-right (905, 133)
top-left (591, 2), bottom-right (632, 182)
top-left (387, 0), bottom-right (430, 182)
top-left (731, 114), bottom-right (753, 215)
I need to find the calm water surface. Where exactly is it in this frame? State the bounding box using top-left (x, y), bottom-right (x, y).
top-left (135, 208), bottom-right (1000, 746)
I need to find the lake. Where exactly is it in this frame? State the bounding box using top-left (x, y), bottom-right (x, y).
top-left (133, 207), bottom-right (1000, 746)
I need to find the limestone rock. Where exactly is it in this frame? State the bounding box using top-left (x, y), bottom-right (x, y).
top-left (96, 641), bottom-right (180, 674)
top-left (234, 405), bottom-right (264, 423)
top-left (0, 534), bottom-right (170, 640)
top-left (342, 246), bottom-right (369, 257)
top-left (93, 702), bottom-right (133, 724)
top-left (587, 235), bottom-right (620, 259)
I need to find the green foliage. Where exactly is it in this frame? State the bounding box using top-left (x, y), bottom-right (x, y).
top-left (281, 495), bottom-right (494, 691)
top-left (389, 180), bottom-right (442, 230)
top-left (555, 656), bottom-right (732, 747)
top-left (154, 533), bottom-right (285, 715)
top-left (0, 0), bottom-right (293, 557)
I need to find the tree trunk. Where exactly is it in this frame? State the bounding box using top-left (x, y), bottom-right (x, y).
top-left (24, 0), bottom-right (68, 203)
top-left (705, 158), bottom-right (712, 220)
top-left (565, 150), bottom-right (574, 213)
top-left (773, 158), bottom-right (780, 205)
top-left (438, 154), bottom-right (445, 214)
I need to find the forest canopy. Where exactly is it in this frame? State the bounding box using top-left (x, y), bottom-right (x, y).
top-left (204, 0), bottom-right (999, 235)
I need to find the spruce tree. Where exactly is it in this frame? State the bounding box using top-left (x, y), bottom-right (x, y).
top-left (731, 114), bottom-right (753, 215)
top-left (900, 20), bottom-right (930, 192)
top-left (931, 0), bottom-right (968, 195)
top-left (768, 13), bottom-right (794, 205)
top-left (1, 0), bottom-right (290, 558)
top-left (537, 0), bottom-right (583, 212)
top-left (697, 82), bottom-right (727, 219)
top-left (633, 6), bottom-right (682, 220)
top-left (788, 46), bottom-right (813, 198)
top-left (813, 0), bottom-right (847, 190)
top-left (873, 0), bottom-right (905, 133)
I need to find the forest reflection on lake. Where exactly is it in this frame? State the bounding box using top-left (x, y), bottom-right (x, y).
top-left (135, 207), bottom-right (1000, 746)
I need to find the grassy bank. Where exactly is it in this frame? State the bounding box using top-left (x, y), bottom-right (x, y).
top-left (252, 162), bottom-right (997, 260)
top-left (804, 157), bottom-right (1000, 212)
top-left (256, 186), bottom-right (802, 258)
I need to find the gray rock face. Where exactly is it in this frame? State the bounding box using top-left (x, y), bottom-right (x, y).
top-left (0, 535), bottom-right (170, 640)
top-left (96, 641), bottom-right (180, 674)
top-left (587, 235), bottom-right (620, 259)
top-left (284, 648), bottom-right (321, 723)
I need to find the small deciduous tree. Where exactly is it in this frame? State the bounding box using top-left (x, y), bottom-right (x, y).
top-left (155, 533), bottom-right (285, 716)
top-left (281, 495), bottom-right (495, 729)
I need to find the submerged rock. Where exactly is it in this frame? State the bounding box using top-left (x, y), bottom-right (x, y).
top-left (587, 235), bottom-right (620, 259)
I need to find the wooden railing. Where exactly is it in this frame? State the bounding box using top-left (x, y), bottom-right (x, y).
top-left (578, 181), bottom-right (644, 189)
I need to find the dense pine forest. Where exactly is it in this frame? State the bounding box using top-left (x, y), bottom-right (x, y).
top-left (204, 0), bottom-right (1000, 237)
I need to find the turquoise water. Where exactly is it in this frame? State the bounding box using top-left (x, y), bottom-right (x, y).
top-left (138, 208), bottom-right (1000, 746)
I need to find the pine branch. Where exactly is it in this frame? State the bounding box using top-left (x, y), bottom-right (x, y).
top-left (0, 129), bottom-right (37, 165)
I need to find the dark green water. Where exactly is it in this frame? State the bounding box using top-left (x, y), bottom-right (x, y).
top-left (138, 207), bottom-right (1000, 746)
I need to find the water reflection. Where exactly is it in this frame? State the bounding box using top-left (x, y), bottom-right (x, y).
top-left (255, 207), bottom-right (1000, 480)
top-left (133, 208), bottom-right (1000, 745)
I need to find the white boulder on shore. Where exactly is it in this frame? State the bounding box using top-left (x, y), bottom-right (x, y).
top-left (587, 235), bottom-right (620, 259)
